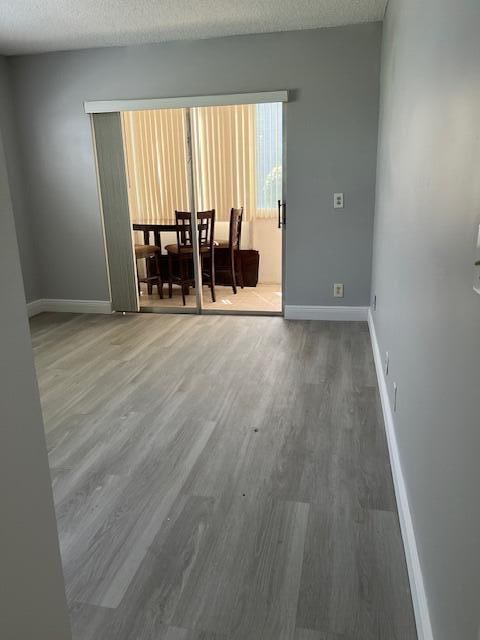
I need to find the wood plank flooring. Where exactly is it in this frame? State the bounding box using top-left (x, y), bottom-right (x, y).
top-left (30, 312), bottom-right (417, 640)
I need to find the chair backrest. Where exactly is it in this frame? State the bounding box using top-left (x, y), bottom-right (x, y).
top-left (175, 211), bottom-right (193, 251)
top-left (197, 209), bottom-right (215, 250)
top-left (175, 210), bottom-right (215, 252)
top-left (229, 207), bottom-right (244, 251)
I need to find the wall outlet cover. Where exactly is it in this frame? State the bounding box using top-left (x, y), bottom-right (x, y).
top-left (333, 283), bottom-right (344, 298)
top-left (334, 193), bottom-right (344, 209)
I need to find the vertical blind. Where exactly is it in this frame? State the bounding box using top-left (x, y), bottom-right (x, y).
top-left (121, 103), bottom-right (282, 224)
top-left (191, 104), bottom-right (256, 221)
top-left (122, 108), bottom-right (190, 224)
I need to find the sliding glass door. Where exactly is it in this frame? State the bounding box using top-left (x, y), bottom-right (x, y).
top-left (190, 102), bottom-right (284, 314)
top-left (121, 107), bottom-right (201, 313)
top-left (91, 95), bottom-right (286, 316)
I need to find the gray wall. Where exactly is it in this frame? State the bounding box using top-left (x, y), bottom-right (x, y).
top-left (7, 24), bottom-right (381, 306)
top-left (0, 59), bottom-right (71, 640)
top-left (371, 0), bottom-right (480, 638)
top-left (0, 58), bottom-right (41, 302)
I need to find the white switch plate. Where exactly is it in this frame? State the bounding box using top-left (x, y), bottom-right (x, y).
top-left (333, 283), bottom-right (344, 298)
top-left (393, 382), bottom-right (398, 412)
top-left (334, 192), bottom-right (344, 209)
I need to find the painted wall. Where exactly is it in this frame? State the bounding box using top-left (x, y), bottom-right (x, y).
top-left (370, 0), bottom-right (480, 638)
top-left (250, 219), bottom-right (282, 284)
top-left (0, 58), bottom-right (41, 302)
top-left (7, 24), bottom-right (381, 306)
top-left (0, 60), bottom-right (71, 640)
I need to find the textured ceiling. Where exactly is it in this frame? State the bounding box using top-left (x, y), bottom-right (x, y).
top-left (0, 0), bottom-right (386, 56)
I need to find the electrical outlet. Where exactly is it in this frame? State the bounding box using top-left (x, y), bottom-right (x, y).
top-left (385, 351), bottom-right (389, 376)
top-left (393, 382), bottom-right (398, 412)
top-left (333, 283), bottom-right (344, 298)
top-left (333, 192), bottom-right (344, 209)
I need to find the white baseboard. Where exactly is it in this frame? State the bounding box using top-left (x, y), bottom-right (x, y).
top-left (26, 298), bottom-right (46, 318)
top-left (284, 305), bottom-right (368, 321)
top-left (27, 298), bottom-right (112, 317)
top-left (368, 309), bottom-right (433, 640)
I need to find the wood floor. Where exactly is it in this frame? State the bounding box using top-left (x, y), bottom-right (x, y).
top-left (30, 312), bottom-right (417, 640)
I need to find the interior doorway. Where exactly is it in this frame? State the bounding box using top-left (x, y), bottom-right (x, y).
top-left (89, 93), bottom-right (287, 316)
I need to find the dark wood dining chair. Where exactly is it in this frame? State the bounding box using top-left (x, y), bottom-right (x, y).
top-left (134, 244), bottom-right (163, 298)
top-left (165, 210), bottom-right (216, 305)
top-left (215, 207), bottom-right (244, 294)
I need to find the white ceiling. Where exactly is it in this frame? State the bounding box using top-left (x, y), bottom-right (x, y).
top-left (0, 0), bottom-right (386, 56)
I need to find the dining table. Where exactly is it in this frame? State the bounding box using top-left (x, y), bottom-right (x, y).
top-left (133, 221), bottom-right (258, 291)
top-left (133, 222), bottom-right (178, 248)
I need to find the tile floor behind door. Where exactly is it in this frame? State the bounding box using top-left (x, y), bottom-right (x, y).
top-left (139, 282), bottom-right (282, 313)
top-left (30, 312), bottom-right (417, 640)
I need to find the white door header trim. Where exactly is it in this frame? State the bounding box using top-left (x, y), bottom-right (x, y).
top-left (84, 91), bottom-right (289, 114)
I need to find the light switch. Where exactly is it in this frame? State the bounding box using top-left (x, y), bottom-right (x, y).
top-left (334, 193), bottom-right (344, 209)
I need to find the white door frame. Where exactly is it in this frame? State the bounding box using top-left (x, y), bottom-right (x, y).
top-left (281, 101), bottom-right (288, 317)
top-left (85, 91), bottom-right (288, 114)
top-left (184, 108), bottom-right (203, 311)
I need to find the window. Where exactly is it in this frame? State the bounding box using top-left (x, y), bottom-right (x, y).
top-left (122, 102), bottom-right (283, 224)
top-left (255, 102), bottom-right (283, 216)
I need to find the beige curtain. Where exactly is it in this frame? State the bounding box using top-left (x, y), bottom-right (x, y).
top-left (121, 103), bottom-right (280, 225)
top-left (121, 108), bottom-right (190, 224)
top-left (191, 104), bottom-right (256, 221)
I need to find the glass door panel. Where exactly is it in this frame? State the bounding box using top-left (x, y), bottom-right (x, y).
top-left (121, 107), bottom-right (201, 313)
top-left (190, 102), bottom-right (283, 314)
